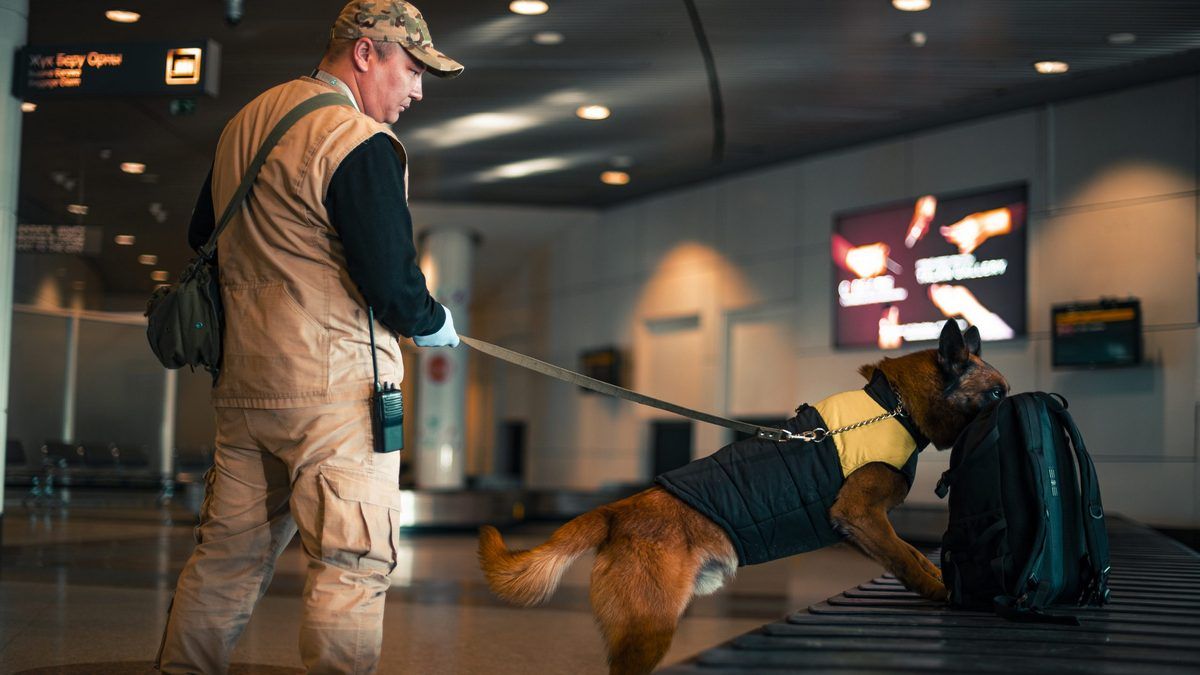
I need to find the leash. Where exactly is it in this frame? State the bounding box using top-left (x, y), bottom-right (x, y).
top-left (460, 335), bottom-right (904, 443)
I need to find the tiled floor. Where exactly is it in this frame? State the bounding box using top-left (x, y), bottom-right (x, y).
top-left (0, 492), bottom-right (886, 674)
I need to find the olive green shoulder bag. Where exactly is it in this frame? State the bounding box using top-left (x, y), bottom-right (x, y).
top-left (145, 92), bottom-right (349, 376)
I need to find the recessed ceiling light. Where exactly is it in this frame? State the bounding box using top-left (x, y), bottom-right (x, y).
top-left (67, 204), bottom-right (89, 215)
top-left (1034, 60), bottom-right (1069, 74)
top-left (909, 31), bottom-right (927, 47)
top-left (1108, 32), bottom-right (1137, 45)
top-left (601, 171), bottom-right (630, 186)
top-left (151, 270), bottom-right (170, 282)
top-left (139, 254), bottom-right (158, 265)
top-left (114, 235), bottom-right (136, 246)
top-left (21, 102), bottom-right (36, 113)
top-left (532, 31), bottom-right (563, 45)
top-left (576, 105), bottom-right (610, 121)
top-left (105, 10), bottom-right (140, 23)
top-left (610, 155), bottom-right (634, 169)
top-left (892, 0), bottom-right (930, 11)
top-left (509, 1), bottom-right (548, 15)
top-left (120, 162), bottom-right (146, 174)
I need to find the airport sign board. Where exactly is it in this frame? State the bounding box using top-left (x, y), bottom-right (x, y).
top-left (16, 224), bottom-right (102, 255)
top-left (14, 40), bottom-right (220, 99)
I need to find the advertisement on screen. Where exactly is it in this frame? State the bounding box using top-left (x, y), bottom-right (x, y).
top-left (833, 183), bottom-right (1027, 349)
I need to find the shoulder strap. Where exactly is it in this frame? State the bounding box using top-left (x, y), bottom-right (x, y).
top-left (199, 92), bottom-right (352, 260)
top-left (1012, 394), bottom-right (1052, 597)
top-left (1043, 393), bottom-right (1111, 605)
top-left (935, 401), bottom-right (1002, 498)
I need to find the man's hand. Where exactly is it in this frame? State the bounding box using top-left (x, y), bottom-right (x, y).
top-left (414, 305), bottom-right (460, 347)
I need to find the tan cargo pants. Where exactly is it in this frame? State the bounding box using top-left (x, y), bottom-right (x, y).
top-left (157, 400), bottom-right (402, 674)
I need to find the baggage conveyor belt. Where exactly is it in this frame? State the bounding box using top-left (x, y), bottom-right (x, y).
top-left (662, 516), bottom-right (1200, 674)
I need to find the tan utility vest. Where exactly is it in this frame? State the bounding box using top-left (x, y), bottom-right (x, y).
top-left (209, 77), bottom-right (407, 408)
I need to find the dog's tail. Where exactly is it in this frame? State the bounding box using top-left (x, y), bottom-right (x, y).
top-left (478, 509), bottom-right (609, 606)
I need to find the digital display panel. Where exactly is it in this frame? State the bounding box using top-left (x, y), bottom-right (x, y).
top-left (15, 40), bottom-right (220, 99)
top-left (833, 184), bottom-right (1027, 349)
top-left (1052, 299), bottom-right (1141, 368)
top-left (579, 347), bottom-right (622, 393)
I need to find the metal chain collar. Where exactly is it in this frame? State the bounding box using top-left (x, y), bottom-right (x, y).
top-left (793, 393), bottom-right (907, 443)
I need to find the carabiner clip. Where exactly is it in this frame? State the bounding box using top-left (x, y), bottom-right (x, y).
top-left (799, 428), bottom-right (828, 443)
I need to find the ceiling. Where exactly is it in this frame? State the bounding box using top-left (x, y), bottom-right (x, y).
top-left (15, 0), bottom-right (1200, 297)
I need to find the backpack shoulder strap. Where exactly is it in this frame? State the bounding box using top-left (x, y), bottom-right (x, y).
top-left (935, 401), bottom-right (1003, 498)
top-left (199, 92), bottom-right (352, 260)
top-left (1043, 393), bottom-right (1111, 605)
top-left (1011, 394), bottom-right (1053, 597)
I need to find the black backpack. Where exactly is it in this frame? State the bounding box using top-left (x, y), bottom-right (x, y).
top-left (936, 392), bottom-right (1110, 623)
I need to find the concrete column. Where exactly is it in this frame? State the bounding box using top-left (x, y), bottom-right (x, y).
top-left (0, 0), bottom-right (29, 551)
top-left (159, 368), bottom-right (177, 492)
top-left (61, 313), bottom-right (79, 442)
top-left (415, 228), bottom-right (475, 489)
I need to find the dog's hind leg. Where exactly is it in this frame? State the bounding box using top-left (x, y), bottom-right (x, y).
top-left (589, 546), bottom-right (697, 675)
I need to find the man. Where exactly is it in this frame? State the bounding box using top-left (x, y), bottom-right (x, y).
top-left (156, 2), bottom-right (463, 673)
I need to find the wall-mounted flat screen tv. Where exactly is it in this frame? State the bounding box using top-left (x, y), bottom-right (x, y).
top-left (833, 183), bottom-right (1027, 349)
top-left (1052, 299), bottom-right (1142, 368)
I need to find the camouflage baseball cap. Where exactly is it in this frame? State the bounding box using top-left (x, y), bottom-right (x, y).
top-left (331, 0), bottom-right (464, 79)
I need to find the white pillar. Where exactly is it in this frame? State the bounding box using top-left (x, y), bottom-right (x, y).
top-left (159, 368), bottom-right (177, 488)
top-left (415, 228), bottom-right (474, 489)
top-left (0, 0), bottom-right (29, 550)
top-left (61, 313), bottom-right (79, 442)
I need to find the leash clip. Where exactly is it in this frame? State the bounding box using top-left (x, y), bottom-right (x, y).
top-left (758, 428), bottom-right (823, 442)
top-left (798, 427), bottom-right (828, 443)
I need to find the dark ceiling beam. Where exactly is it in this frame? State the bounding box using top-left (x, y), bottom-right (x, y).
top-left (682, 0), bottom-right (725, 165)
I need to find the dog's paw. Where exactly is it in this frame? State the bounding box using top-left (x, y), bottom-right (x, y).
top-left (922, 581), bottom-right (948, 603)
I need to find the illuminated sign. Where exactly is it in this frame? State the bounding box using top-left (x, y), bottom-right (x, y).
top-left (1052, 299), bottom-right (1141, 368)
top-left (833, 184), bottom-right (1027, 349)
top-left (16, 224), bottom-right (102, 255)
top-left (165, 47), bottom-right (202, 85)
top-left (579, 347), bottom-right (623, 391)
top-left (15, 40), bottom-right (220, 99)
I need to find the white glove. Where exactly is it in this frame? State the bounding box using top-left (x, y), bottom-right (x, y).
top-left (413, 305), bottom-right (460, 347)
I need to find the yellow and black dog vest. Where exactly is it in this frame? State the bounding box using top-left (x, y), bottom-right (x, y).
top-left (655, 370), bottom-right (930, 566)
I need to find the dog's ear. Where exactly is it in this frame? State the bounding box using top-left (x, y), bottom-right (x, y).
top-left (937, 320), bottom-right (970, 380)
top-left (963, 325), bottom-right (982, 357)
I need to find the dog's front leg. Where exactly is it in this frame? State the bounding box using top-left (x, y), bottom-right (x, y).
top-left (829, 463), bottom-right (947, 602)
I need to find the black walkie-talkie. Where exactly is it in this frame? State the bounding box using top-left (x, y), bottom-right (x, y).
top-left (368, 306), bottom-right (404, 453)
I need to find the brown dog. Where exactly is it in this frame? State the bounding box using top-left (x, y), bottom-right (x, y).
top-left (479, 321), bottom-right (1008, 674)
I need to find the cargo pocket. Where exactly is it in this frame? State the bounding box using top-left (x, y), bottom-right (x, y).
top-left (221, 282), bottom-right (329, 398)
top-left (316, 465), bottom-right (401, 575)
top-left (194, 464), bottom-right (218, 545)
top-left (942, 508), bottom-right (1008, 608)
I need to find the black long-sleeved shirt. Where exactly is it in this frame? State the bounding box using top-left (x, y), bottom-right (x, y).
top-left (188, 132), bottom-right (445, 338)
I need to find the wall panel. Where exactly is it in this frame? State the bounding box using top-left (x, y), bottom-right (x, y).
top-left (1052, 78), bottom-right (1196, 210)
top-left (479, 75), bottom-right (1200, 527)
